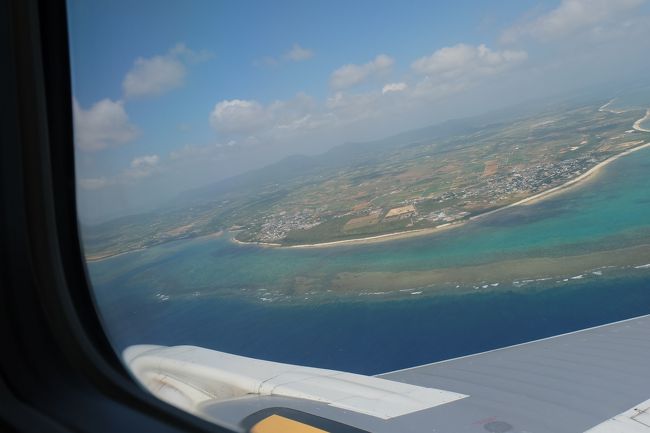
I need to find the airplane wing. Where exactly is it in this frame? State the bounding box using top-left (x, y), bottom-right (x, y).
top-left (125, 314), bottom-right (650, 433)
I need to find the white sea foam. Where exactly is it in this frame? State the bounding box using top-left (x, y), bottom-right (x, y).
top-left (634, 264), bottom-right (650, 269)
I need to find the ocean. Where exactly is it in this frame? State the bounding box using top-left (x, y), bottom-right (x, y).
top-left (88, 145), bottom-right (650, 375)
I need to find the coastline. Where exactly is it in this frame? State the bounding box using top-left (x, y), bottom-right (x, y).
top-left (633, 109), bottom-right (650, 132)
top-left (85, 247), bottom-right (147, 263)
top-left (493, 140), bottom-right (650, 208)
top-left (230, 237), bottom-right (282, 248)
top-left (85, 230), bottom-right (224, 263)
top-left (240, 139), bottom-right (650, 250)
top-left (282, 221), bottom-right (462, 249)
top-left (598, 98), bottom-right (628, 114)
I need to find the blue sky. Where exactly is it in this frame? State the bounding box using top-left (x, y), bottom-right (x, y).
top-left (67, 0), bottom-right (650, 222)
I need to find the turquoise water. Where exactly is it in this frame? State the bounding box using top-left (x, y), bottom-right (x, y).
top-left (89, 146), bottom-right (650, 374)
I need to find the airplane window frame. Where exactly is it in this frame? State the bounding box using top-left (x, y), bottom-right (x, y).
top-left (0, 0), bottom-right (238, 431)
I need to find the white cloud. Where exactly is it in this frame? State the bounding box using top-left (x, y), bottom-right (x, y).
top-left (123, 56), bottom-right (185, 98)
top-left (285, 43), bottom-right (314, 61)
top-left (382, 82), bottom-right (408, 94)
top-left (209, 99), bottom-right (268, 134)
top-left (73, 98), bottom-right (138, 152)
top-left (204, 43), bottom-right (526, 151)
top-left (412, 44), bottom-right (527, 78)
top-left (330, 54), bottom-right (394, 90)
top-left (256, 43), bottom-right (313, 68)
top-left (125, 154), bottom-right (160, 179)
top-left (123, 43), bottom-right (210, 98)
top-left (205, 44), bottom-right (527, 152)
top-left (274, 114), bottom-right (319, 131)
top-left (131, 154), bottom-right (159, 169)
top-left (325, 91), bottom-right (384, 122)
top-left (409, 44), bottom-right (527, 103)
top-left (268, 92), bottom-right (321, 130)
top-left (501, 0), bottom-right (645, 43)
top-left (169, 42), bottom-right (212, 63)
top-left (209, 94), bottom-right (320, 136)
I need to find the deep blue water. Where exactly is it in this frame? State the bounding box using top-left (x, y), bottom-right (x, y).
top-left (95, 274), bottom-right (650, 375)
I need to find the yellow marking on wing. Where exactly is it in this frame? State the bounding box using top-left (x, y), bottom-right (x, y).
top-left (251, 414), bottom-right (329, 433)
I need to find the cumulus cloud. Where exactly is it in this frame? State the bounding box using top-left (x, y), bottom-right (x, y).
top-left (268, 93), bottom-right (320, 130)
top-left (411, 44), bottom-right (527, 78)
top-left (209, 99), bottom-right (268, 134)
top-left (256, 43), bottom-right (313, 67)
top-left (330, 54), bottom-right (394, 90)
top-left (206, 43), bottom-right (528, 151)
top-left (209, 93), bottom-right (322, 136)
top-left (382, 82), bottom-right (408, 94)
top-left (131, 154), bottom-right (159, 169)
top-left (408, 44), bottom-right (527, 103)
top-left (209, 44), bottom-right (525, 145)
top-left (123, 43), bottom-right (210, 98)
top-left (501, 0), bottom-right (645, 43)
top-left (204, 41), bottom-right (529, 154)
top-left (169, 43), bottom-right (212, 63)
top-left (325, 91), bottom-right (385, 123)
top-left (125, 154), bottom-right (160, 179)
top-left (73, 98), bottom-right (138, 152)
top-left (285, 43), bottom-right (314, 61)
top-left (123, 55), bottom-right (184, 98)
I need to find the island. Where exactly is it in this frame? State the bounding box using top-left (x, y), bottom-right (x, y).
top-left (83, 99), bottom-right (650, 260)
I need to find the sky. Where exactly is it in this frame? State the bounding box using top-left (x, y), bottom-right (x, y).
top-left (67, 0), bottom-right (650, 222)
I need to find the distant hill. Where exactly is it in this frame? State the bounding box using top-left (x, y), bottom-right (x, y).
top-left (177, 103), bottom-right (539, 206)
